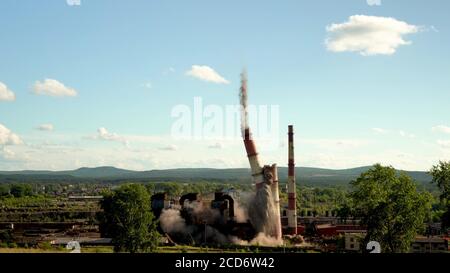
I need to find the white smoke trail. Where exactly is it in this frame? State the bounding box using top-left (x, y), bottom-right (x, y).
top-left (239, 69), bottom-right (249, 137)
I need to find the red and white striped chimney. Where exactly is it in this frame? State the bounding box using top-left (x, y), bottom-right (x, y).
top-left (287, 125), bottom-right (297, 235)
top-left (243, 128), bottom-right (265, 188)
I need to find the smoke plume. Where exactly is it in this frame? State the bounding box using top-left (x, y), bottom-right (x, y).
top-left (159, 201), bottom-right (236, 245)
top-left (157, 70), bottom-right (283, 247)
top-left (159, 196), bottom-right (282, 246)
top-left (159, 208), bottom-right (191, 234)
top-left (239, 69), bottom-right (249, 136)
top-left (183, 200), bottom-right (222, 225)
top-left (248, 183), bottom-right (279, 238)
top-left (234, 201), bottom-right (249, 223)
top-left (239, 70), bottom-right (282, 245)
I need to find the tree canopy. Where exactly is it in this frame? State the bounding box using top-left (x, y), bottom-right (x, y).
top-left (349, 164), bottom-right (431, 253)
top-left (430, 161), bottom-right (450, 229)
top-left (99, 184), bottom-right (160, 253)
top-left (430, 161), bottom-right (450, 201)
top-left (9, 184), bottom-right (33, 198)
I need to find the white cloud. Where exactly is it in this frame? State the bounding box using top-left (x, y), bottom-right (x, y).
top-left (432, 125), bottom-right (450, 134)
top-left (0, 124), bottom-right (23, 145)
top-left (1, 147), bottom-right (16, 160)
top-left (87, 128), bottom-right (128, 146)
top-left (66, 0), bottom-right (81, 6)
top-left (301, 138), bottom-right (370, 149)
top-left (372, 128), bottom-right (388, 134)
top-left (159, 144), bottom-right (178, 151)
top-left (399, 130), bottom-right (415, 138)
top-left (36, 124), bottom-right (54, 131)
top-left (208, 142), bottom-right (224, 149)
top-left (429, 26), bottom-right (439, 33)
top-left (437, 140), bottom-right (450, 149)
top-left (163, 67), bottom-right (176, 76)
top-left (33, 79), bottom-right (78, 97)
top-left (0, 82), bottom-right (16, 101)
top-left (325, 15), bottom-right (419, 56)
top-left (367, 0), bottom-right (381, 6)
top-left (1, 129), bottom-right (446, 171)
top-left (186, 65), bottom-right (230, 84)
top-left (142, 82), bottom-right (152, 89)
top-left (371, 128), bottom-right (416, 138)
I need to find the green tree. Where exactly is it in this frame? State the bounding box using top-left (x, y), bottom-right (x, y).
top-left (10, 184), bottom-right (33, 197)
top-left (99, 184), bottom-right (160, 253)
top-left (160, 183), bottom-right (183, 197)
top-left (0, 185), bottom-right (10, 197)
top-left (145, 183), bottom-right (156, 195)
top-left (349, 164), bottom-right (431, 253)
top-left (430, 161), bottom-right (450, 229)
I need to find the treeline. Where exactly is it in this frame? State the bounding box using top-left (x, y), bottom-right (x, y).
top-left (0, 182), bottom-right (110, 198)
top-left (0, 184), bottom-right (33, 198)
top-left (144, 182), bottom-right (253, 197)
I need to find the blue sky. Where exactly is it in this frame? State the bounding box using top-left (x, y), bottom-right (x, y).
top-left (0, 0), bottom-right (449, 171)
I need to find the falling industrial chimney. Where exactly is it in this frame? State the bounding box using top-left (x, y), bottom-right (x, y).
top-left (243, 128), bottom-right (265, 187)
top-left (241, 71), bottom-right (265, 188)
top-left (287, 125), bottom-right (297, 235)
top-left (240, 70), bottom-right (282, 240)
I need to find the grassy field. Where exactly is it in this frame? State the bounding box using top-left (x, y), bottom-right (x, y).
top-left (0, 244), bottom-right (312, 253)
top-left (0, 246), bottom-right (114, 253)
top-left (0, 246), bottom-right (240, 253)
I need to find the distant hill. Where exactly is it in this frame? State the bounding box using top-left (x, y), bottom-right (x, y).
top-left (0, 166), bottom-right (433, 187)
